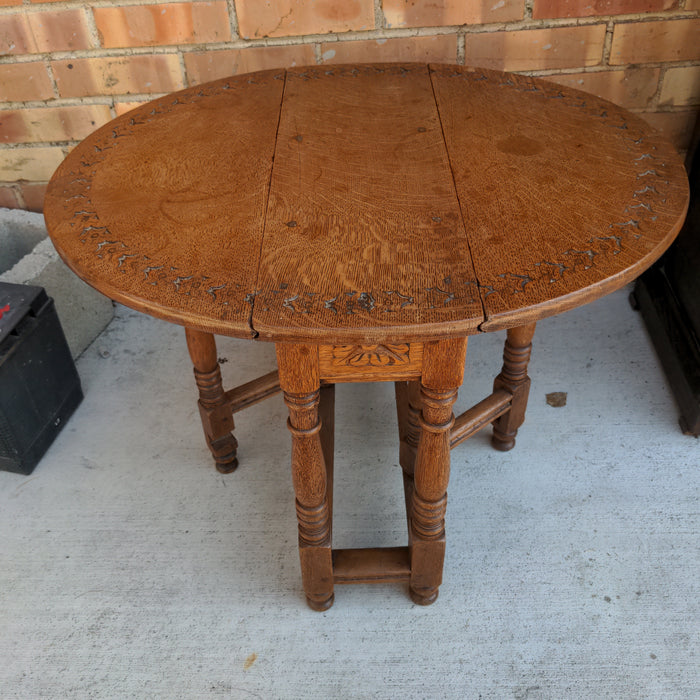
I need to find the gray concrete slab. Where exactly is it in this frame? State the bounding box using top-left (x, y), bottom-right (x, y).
top-left (0, 207), bottom-right (113, 358)
top-left (0, 286), bottom-right (698, 699)
top-left (0, 208), bottom-right (48, 271)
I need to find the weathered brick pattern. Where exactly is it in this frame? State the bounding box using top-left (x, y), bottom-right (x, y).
top-left (51, 55), bottom-right (185, 98)
top-left (383, 0), bottom-right (524, 26)
top-left (610, 18), bottom-right (700, 65)
top-left (0, 8), bottom-right (94, 54)
top-left (19, 182), bottom-right (48, 212)
top-left (660, 66), bottom-right (700, 107)
top-left (185, 44), bottom-right (316, 84)
top-left (642, 109), bottom-right (698, 150)
top-left (0, 62), bottom-right (54, 101)
top-left (0, 0), bottom-right (698, 211)
top-left (235, 0), bottom-right (375, 39)
top-left (533, 0), bottom-right (677, 19)
top-left (0, 146), bottom-right (64, 181)
top-left (465, 25), bottom-right (608, 71)
top-left (0, 186), bottom-right (20, 208)
top-left (0, 104), bottom-right (111, 142)
top-left (548, 68), bottom-right (661, 109)
top-left (94, 2), bottom-right (231, 48)
top-left (320, 35), bottom-right (458, 64)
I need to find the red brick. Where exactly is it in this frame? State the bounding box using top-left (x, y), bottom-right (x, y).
top-left (0, 14), bottom-right (36, 55)
top-left (0, 105), bottom-right (112, 144)
top-left (52, 55), bottom-right (184, 98)
top-left (320, 35), bottom-right (458, 64)
top-left (533, 0), bottom-right (676, 19)
top-left (234, 0), bottom-right (374, 39)
top-left (94, 2), bottom-right (230, 49)
top-left (546, 68), bottom-right (660, 110)
top-left (610, 19), bottom-right (700, 65)
top-left (0, 146), bottom-right (65, 181)
top-left (27, 8), bottom-right (93, 52)
top-left (114, 101), bottom-right (151, 116)
top-left (465, 25), bottom-right (606, 72)
top-left (383, 0), bottom-right (523, 28)
top-left (0, 186), bottom-right (20, 209)
top-left (0, 10), bottom-right (94, 55)
top-left (659, 66), bottom-right (700, 107)
top-left (640, 109), bottom-right (697, 152)
top-left (185, 44), bottom-right (315, 84)
top-left (0, 62), bottom-right (54, 102)
top-left (19, 182), bottom-right (47, 212)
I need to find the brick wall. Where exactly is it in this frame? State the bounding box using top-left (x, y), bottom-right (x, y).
top-left (1, 0), bottom-right (698, 212)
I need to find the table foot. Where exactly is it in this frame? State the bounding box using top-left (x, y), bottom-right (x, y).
top-left (306, 592), bottom-right (334, 611)
top-left (409, 586), bottom-right (439, 606)
top-left (491, 431), bottom-right (515, 452)
top-left (211, 437), bottom-right (239, 473)
top-left (491, 323), bottom-right (536, 452)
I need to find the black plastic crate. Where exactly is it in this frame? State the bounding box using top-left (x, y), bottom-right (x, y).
top-left (0, 282), bottom-right (83, 474)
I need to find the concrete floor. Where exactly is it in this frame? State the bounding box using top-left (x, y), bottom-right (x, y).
top-left (1, 286), bottom-right (698, 699)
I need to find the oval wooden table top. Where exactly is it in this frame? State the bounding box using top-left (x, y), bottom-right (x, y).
top-left (44, 63), bottom-right (689, 344)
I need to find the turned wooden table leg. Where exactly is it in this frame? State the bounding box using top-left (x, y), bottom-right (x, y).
top-left (277, 344), bottom-right (334, 611)
top-left (319, 384), bottom-right (335, 529)
top-left (395, 380), bottom-right (422, 524)
top-left (491, 322), bottom-right (537, 452)
top-left (410, 338), bottom-right (467, 605)
top-left (185, 328), bottom-right (238, 473)
top-left (395, 380), bottom-right (422, 476)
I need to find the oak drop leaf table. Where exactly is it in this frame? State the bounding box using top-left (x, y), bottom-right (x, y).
top-left (44, 64), bottom-right (689, 610)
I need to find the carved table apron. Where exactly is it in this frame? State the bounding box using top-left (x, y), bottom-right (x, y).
top-left (44, 64), bottom-right (689, 610)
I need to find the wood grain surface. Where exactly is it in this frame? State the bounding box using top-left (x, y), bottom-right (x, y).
top-left (44, 63), bottom-right (689, 343)
top-left (253, 65), bottom-right (482, 342)
top-left (430, 65), bottom-right (689, 331)
top-left (44, 70), bottom-right (285, 338)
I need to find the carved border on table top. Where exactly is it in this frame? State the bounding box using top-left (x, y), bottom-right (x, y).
top-left (63, 200), bottom-right (245, 314)
top-left (56, 65), bottom-right (685, 321)
top-left (57, 71), bottom-right (287, 316)
top-left (428, 66), bottom-right (684, 303)
top-left (254, 278), bottom-right (481, 317)
top-left (286, 64), bottom-right (425, 82)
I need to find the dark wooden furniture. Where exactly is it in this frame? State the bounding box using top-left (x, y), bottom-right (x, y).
top-left (44, 64), bottom-right (688, 610)
top-left (633, 119), bottom-right (700, 436)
